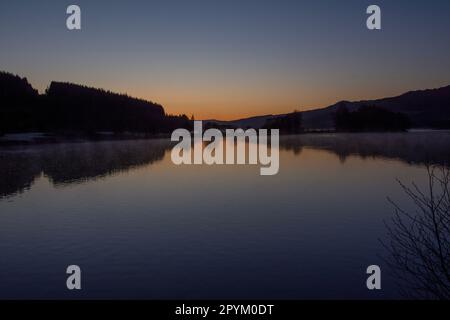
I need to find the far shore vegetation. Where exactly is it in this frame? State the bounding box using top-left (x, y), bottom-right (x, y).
top-left (3, 70), bottom-right (450, 144)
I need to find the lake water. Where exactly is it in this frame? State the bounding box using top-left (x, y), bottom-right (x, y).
top-left (1, 132), bottom-right (450, 299)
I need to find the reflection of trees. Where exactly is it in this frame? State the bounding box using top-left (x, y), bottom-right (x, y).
top-left (0, 152), bottom-right (41, 198)
top-left (277, 136), bottom-right (304, 155)
top-left (279, 132), bottom-right (450, 167)
top-left (384, 166), bottom-right (450, 299)
top-left (0, 139), bottom-right (172, 198)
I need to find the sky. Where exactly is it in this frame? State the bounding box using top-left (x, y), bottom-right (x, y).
top-left (1, 0), bottom-right (450, 120)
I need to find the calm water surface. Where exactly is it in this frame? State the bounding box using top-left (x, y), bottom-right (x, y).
top-left (1, 132), bottom-right (450, 299)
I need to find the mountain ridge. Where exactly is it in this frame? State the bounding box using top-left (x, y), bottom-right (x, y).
top-left (2, 70), bottom-right (450, 132)
top-left (206, 85), bottom-right (450, 129)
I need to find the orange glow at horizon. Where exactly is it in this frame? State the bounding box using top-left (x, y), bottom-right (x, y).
top-left (131, 84), bottom-right (442, 121)
top-left (21, 66), bottom-right (450, 122)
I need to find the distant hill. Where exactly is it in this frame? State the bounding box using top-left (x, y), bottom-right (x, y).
top-left (204, 115), bottom-right (281, 129)
top-left (0, 71), bottom-right (191, 135)
top-left (206, 85), bottom-right (450, 130)
top-left (2, 70), bottom-right (450, 134)
top-left (303, 85), bottom-right (450, 129)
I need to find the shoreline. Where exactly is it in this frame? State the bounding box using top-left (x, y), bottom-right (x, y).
top-left (0, 132), bottom-right (172, 147)
top-left (1, 129), bottom-right (449, 147)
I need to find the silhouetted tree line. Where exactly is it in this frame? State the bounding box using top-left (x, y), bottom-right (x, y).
top-left (262, 111), bottom-right (303, 134)
top-left (334, 104), bottom-right (410, 132)
top-left (0, 71), bottom-right (192, 135)
top-left (0, 72), bottom-right (39, 134)
top-left (203, 122), bottom-right (236, 131)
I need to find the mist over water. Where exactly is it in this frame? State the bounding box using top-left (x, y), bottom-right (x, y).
top-left (1, 132), bottom-right (449, 299)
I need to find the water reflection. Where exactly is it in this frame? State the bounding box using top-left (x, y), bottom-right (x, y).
top-left (1, 131), bottom-right (450, 299)
top-left (1, 132), bottom-right (450, 199)
top-left (280, 132), bottom-right (450, 166)
top-left (0, 139), bottom-right (172, 198)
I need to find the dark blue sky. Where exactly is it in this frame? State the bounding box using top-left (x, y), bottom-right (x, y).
top-left (1, 0), bottom-right (449, 119)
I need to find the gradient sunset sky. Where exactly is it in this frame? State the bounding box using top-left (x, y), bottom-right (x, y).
top-left (1, 0), bottom-right (450, 120)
